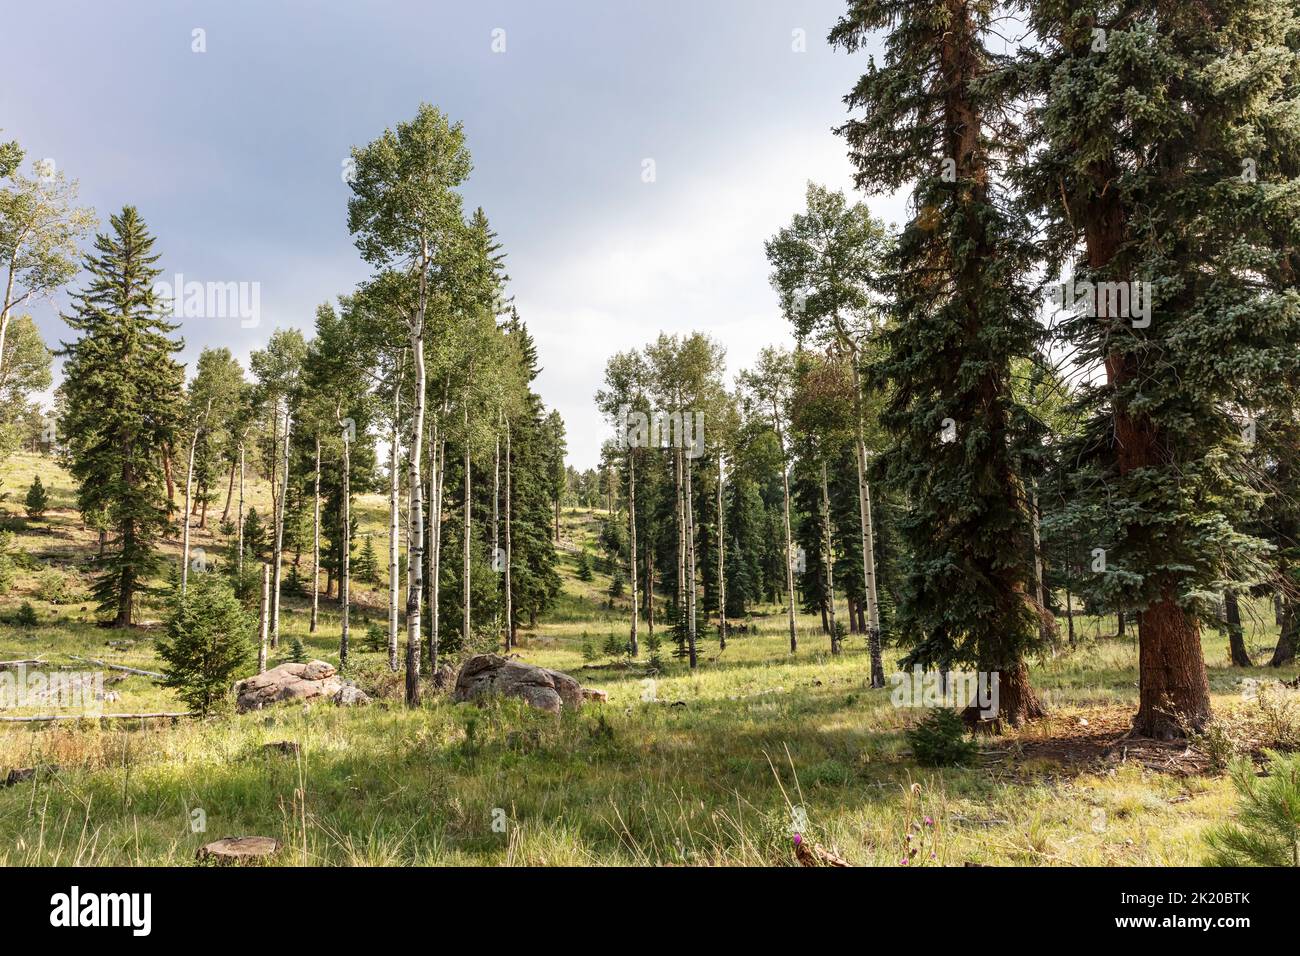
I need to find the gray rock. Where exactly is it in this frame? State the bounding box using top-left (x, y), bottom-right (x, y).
top-left (453, 653), bottom-right (605, 715)
top-left (333, 684), bottom-right (370, 707)
top-left (235, 660), bottom-right (343, 713)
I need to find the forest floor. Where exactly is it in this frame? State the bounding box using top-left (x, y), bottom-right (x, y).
top-left (0, 449), bottom-right (1296, 866)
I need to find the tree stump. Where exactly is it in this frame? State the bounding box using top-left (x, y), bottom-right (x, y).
top-left (197, 836), bottom-right (282, 864)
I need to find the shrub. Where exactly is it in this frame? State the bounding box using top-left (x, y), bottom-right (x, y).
top-left (363, 622), bottom-right (386, 653)
top-left (1204, 750), bottom-right (1300, 866)
top-left (602, 631), bottom-right (626, 657)
top-left (15, 601), bottom-right (37, 627)
top-left (906, 709), bottom-right (978, 767)
top-left (35, 567), bottom-right (72, 604)
top-left (155, 573), bottom-right (254, 716)
top-left (576, 549), bottom-right (593, 581)
top-left (24, 476), bottom-right (49, 519)
top-left (289, 635), bottom-right (306, 664)
top-left (581, 633), bottom-right (596, 662)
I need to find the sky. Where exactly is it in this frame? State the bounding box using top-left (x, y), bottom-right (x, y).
top-left (5, 0), bottom-right (901, 469)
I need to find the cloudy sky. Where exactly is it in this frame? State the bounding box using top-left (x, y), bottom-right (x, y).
top-left (6, 0), bottom-right (900, 468)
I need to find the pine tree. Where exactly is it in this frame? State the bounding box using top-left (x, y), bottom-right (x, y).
top-left (58, 206), bottom-right (184, 627)
top-left (24, 474), bottom-right (48, 518)
top-left (355, 534), bottom-right (379, 586)
top-left (830, 0), bottom-right (1048, 724)
top-left (1021, 1), bottom-right (1300, 736)
top-left (155, 573), bottom-right (254, 715)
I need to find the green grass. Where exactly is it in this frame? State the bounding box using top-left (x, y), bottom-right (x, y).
top-left (0, 450), bottom-right (1296, 866)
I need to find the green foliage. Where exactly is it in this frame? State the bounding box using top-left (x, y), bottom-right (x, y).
top-left (23, 474), bottom-right (48, 518)
top-left (602, 631), bottom-right (625, 658)
top-left (289, 636), bottom-right (306, 664)
top-left (1205, 751), bottom-right (1300, 867)
top-left (59, 206), bottom-right (183, 626)
top-left (14, 600), bottom-right (37, 627)
top-left (355, 534), bottom-right (379, 586)
top-left (34, 566), bottom-right (71, 604)
top-left (155, 573), bottom-right (254, 716)
top-left (0, 531), bottom-right (14, 595)
top-left (576, 549), bottom-right (593, 582)
top-left (905, 710), bottom-right (977, 768)
top-left (363, 621), bottom-right (386, 653)
top-left (581, 633), bottom-right (596, 663)
top-left (608, 565), bottom-right (625, 601)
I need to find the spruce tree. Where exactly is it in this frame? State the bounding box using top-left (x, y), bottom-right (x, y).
top-left (1020, 0), bottom-right (1300, 736)
top-left (830, 0), bottom-right (1048, 724)
top-left (24, 474), bottom-right (48, 518)
top-left (58, 206), bottom-right (184, 627)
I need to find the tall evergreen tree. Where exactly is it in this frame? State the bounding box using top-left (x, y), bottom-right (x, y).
top-left (1021, 0), bottom-right (1300, 736)
top-left (59, 206), bottom-right (184, 626)
top-left (831, 0), bottom-right (1049, 724)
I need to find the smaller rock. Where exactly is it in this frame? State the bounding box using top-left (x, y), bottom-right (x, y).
top-left (334, 685), bottom-right (370, 707)
top-left (302, 661), bottom-right (336, 681)
top-left (197, 836), bottom-right (282, 864)
top-left (262, 741), bottom-right (300, 756)
top-left (582, 687), bottom-right (608, 703)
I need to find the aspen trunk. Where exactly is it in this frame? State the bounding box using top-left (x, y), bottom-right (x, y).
top-left (505, 421), bottom-right (515, 650)
top-left (717, 452), bottom-right (726, 650)
top-left (463, 401), bottom-right (472, 650)
top-left (388, 393), bottom-right (401, 672)
top-left (777, 417), bottom-right (798, 653)
top-left (180, 422), bottom-right (199, 597)
top-left (684, 448), bottom-right (698, 669)
top-left (236, 442), bottom-right (245, 577)
top-left (270, 404), bottom-right (291, 648)
top-left (310, 436), bottom-right (321, 634)
top-left (848, 361), bottom-right (882, 683)
top-left (258, 562), bottom-right (270, 674)
top-left (821, 459), bottom-right (838, 655)
top-left (338, 414), bottom-right (351, 666)
top-left (405, 321), bottom-right (426, 707)
top-left (627, 449), bottom-right (639, 656)
top-left (493, 430), bottom-right (501, 650)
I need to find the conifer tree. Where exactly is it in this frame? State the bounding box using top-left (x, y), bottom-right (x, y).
top-left (58, 206), bottom-right (184, 626)
top-left (831, 0), bottom-right (1048, 724)
top-left (1020, 0), bottom-right (1300, 735)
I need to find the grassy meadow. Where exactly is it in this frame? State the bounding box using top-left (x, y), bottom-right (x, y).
top-left (1, 450), bottom-right (1296, 866)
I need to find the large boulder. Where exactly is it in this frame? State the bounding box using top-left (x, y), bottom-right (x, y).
top-left (235, 660), bottom-right (343, 713)
top-left (453, 654), bottom-right (604, 715)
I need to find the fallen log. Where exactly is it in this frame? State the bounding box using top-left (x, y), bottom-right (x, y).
top-left (0, 659), bottom-right (44, 671)
top-left (0, 712), bottom-right (190, 723)
top-left (67, 655), bottom-right (164, 679)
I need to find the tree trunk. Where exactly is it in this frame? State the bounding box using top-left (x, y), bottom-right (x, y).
top-left (236, 442), bottom-right (246, 577)
top-left (163, 442), bottom-right (176, 514)
top-left (684, 448), bottom-right (698, 668)
top-left (431, 432), bottom-right (446, 671)
top-left (270, 403), bottom-right (291, 648)
top-left (338, 413), bottom-right (352, 666)
top-left (493, 430), bottom-right (501, 649)
top-left (310, 436), bottom-right (321, 634)
top-left (821, 459), bottom-right (838, 655)
top-left (505, 421), bottom-right (515, 650)
top-left (1225, 591), bottom-right (1252, 667)
top-left (1271, 595), bottom-right (1297, 667)
top-left (462, 401), bottom-right (472, 653)
top-left (405, 315), bottom-right (427, 708)
top-left (181, 421), bottom-right (200, 597)
top-left (716, 451), bottom-right (725, 651)
top-left (258, 562), bottom-right (270, 674)
top-left (1031, 480), bottom-right (1049, 645)
top-left (849, 361), bottom-right (882, 683)
top-left (388, 392), bottom-right (401, 672)
top-left (776, 415), bottom-right (798, 653)
top-left (220, 458), bottom-right (237, 525)
top-left (628, 449), bottom-right (639, 655)
top-left (1134, 589), bottom-right (1211, 738)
